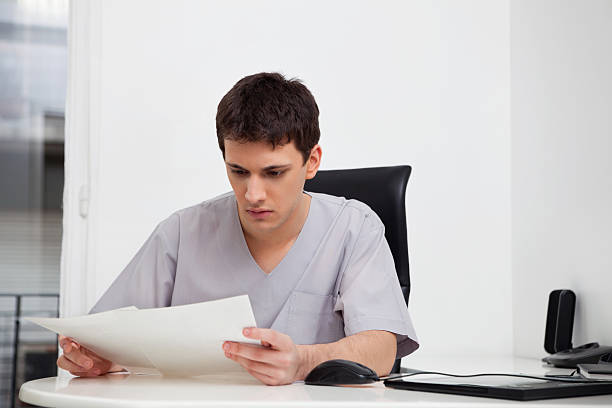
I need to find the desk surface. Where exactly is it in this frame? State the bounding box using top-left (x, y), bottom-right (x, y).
top-left (19, 354), bottom-right (612, 408)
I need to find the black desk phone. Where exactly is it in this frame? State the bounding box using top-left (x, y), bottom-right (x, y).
top-left (543, 342), bottom-right (612, 368)
top-left (542, 289), bottom-right (612, 368)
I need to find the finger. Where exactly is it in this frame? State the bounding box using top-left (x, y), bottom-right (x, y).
top-left (85, 352), bottom-right (113, 372)
top-left (63, 348), bottom-right (93, 370)
top-left (226, 351), bottom-right (280, 379)
top-left (62, 342), bottom-right (79, 354)
top-left (60, 339), bottom-right (80, 354)
top-left (59, 335), bottom-right (68, 347)
top-left (57, 355), bottom-right (80, 372)
top-left (224, 342), bottom-right (275, 364)
top-left (74, 345), bottom-right (114, 374)
top-left (59, 336), bottom-right (71, 351)
top-left (58, 355), bottom-right (95, 374)
top-left (243, 328), bottom-right (291, 350)
top-left (59, 336), bottom-right (76, 346)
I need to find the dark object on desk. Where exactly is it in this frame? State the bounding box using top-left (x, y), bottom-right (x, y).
top-left (543, 343), bottom-right (612, 368)
top-left (305, 166), bottom-right (412, 374)
top-left (577, 352), bottom-right (612, 380)
top-left (544, 289), bottom-right (575, 354)
top-left (304, 359), bottom-right (380, 386)
top-left (384, 375), bottom-right (612, 401)
top-left (578, 364), bottom-right (612, 380)
top-left (541, 289), bottom-right (612, 368)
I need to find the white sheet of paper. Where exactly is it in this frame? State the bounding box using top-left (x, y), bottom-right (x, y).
top-left (121, 295), bottom-right (259, 376)
top-left (26, 306), bottom-right (155, 371)
top-left (25, 295), bottom-right (258, 376)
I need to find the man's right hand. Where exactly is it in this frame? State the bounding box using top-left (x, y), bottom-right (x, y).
top-left (57, 335), bottom-right (121, 377)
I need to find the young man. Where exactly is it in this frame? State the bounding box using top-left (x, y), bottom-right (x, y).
top-left (57, 73), bottom-right (418, 385)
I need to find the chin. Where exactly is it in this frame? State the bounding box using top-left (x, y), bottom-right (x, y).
top-left (249, 217), bottom-right (284, 232)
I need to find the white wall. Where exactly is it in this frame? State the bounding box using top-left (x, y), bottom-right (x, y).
top-left (64, 0), bottom-right (513, 356)
top-left (511, 0), bottom-right (612, 357)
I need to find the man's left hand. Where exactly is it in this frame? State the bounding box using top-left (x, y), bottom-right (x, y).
top-left (223, 327), bottom-right (302, 385)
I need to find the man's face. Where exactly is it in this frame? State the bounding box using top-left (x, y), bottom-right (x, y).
top-left (224, 139), bottom-right (320, 235)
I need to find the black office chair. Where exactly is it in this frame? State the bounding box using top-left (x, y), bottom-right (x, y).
top-left (304, 165), bottom-right (412, 374)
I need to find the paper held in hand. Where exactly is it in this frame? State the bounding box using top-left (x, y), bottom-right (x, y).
top-left (25, 295), bottom-right (258, 376)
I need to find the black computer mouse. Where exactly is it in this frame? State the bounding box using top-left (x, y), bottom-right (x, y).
top-left (304, 359), bottom-right (380, 386)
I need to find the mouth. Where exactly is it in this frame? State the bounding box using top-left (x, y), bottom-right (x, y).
top-left (246, 208), bottom-right (273, 219)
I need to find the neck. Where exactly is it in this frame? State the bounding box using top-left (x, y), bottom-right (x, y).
top-left (242, 193), bottom-right (311, 248)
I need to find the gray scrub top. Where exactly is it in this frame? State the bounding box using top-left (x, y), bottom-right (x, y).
top-left (91, 192), bottom-right (419, 358)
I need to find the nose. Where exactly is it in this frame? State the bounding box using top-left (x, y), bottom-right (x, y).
top-left (245, 176), bottom-right (266, 205)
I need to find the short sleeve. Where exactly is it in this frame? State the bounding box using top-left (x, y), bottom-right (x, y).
top-left (334, 213), bottom-right (419, 359)
top-left (89, 214), bottom-right (180, 314)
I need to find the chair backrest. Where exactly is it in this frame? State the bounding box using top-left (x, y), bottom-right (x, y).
top-left (304, 165), bottom-right (412, 305)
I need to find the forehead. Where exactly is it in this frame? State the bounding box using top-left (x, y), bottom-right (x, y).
top-left (224, 139), bottom-right (301, 167)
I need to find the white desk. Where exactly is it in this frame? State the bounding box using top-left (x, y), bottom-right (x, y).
top-left (19, 354), bottom-right (612, 407)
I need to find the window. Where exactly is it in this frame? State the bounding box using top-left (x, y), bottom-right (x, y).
top-left (0, 1), bottom-right (68, 406)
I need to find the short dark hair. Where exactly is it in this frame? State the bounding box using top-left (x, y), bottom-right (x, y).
top-left (216, 72), bottom-right (320, 164)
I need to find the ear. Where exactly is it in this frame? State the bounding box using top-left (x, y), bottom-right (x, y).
top-left (305, 144), bottom-right (322, 180)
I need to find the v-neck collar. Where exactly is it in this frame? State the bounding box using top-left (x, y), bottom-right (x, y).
top-left (232, 192), bottom-right (314, 278)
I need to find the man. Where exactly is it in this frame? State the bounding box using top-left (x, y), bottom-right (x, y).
top-left (57, 72), bottom-right (418, 385)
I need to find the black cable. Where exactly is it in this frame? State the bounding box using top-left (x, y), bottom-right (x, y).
top-left (381, 370), bottom-right (612, 384)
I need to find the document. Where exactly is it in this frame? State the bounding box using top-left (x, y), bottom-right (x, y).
top-left (26, 295), bottom-right (258, 376)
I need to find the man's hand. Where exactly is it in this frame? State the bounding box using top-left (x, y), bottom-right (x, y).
top-left (223, 328), bottom-right (303, 386)
top-left (57, 335), bottom-right (122, 377)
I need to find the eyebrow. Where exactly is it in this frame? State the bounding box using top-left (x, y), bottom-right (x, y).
top-left (226, 162), bottom-right (292, 171)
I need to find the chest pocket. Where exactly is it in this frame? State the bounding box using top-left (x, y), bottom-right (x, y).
top-left (286, 291), bottom-right (345, 345)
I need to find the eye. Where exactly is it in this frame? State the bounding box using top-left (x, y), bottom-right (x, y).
top-left (231, 169), bottom-right (248, 176)
top-left (267, 170), bottom-right (284, 178)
